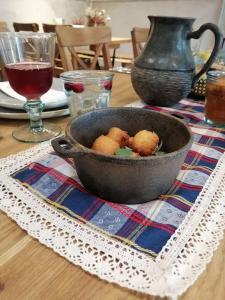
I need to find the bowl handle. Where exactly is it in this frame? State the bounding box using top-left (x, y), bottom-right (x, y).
top-left (167, 112), bottom-right (189, 124)
top-left (51, 136), bottom-right (82, 158)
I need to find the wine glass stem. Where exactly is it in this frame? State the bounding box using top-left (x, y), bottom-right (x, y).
top-left (24, 100), bottom-right (45, 133)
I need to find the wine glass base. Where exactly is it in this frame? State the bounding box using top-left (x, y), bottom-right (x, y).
top-left (12, 122), bottom-right (62, 143)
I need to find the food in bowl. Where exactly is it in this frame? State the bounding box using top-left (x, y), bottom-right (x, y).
top-left (51, 107), bottom-right (193, 204)
top-left (129, 129), bottom-right (159, 156)
top-left (92, 135), bottom-right (120, 155)
top-left (91, 127), bottom-right (160, 157)
top-left (107, 127), bottom-right (130, 147)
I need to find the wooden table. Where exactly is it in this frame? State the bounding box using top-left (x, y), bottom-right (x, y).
top-left (110, 37), bottom-right (131, 47)
top-left (0, 73), bottom-right (225, 300)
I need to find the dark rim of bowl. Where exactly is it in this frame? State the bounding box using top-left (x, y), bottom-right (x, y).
top-left (65, 107), bottom-right (193, 161)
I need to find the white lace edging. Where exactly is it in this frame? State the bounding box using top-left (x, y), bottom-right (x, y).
top-left (0, 142), bottom-right (225, 298)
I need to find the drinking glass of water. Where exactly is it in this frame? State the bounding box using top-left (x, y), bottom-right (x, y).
top-left (61, 70), bottom-right (114, 117)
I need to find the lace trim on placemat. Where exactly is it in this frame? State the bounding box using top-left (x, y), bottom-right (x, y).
top-left (0, 142), bottom-right (225, 298)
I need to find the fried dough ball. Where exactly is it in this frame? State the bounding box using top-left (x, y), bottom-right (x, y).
top-left (92, 135), bottom-right (120, 155)
top-left (130, 130), bottom-right (159, 156)
top-left (128, 137), bottom-right (133, 148)
top-left (107, 127), bottom-right (130, 147)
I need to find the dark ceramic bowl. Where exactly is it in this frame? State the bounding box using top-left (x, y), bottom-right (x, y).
top-left (51, 107), bottom-right (193, 204)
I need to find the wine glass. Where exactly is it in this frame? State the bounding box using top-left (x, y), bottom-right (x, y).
top-left (0, 32), bottom-right (61, 143)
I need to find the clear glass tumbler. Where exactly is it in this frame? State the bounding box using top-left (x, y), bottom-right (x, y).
top-left (204, 70), bottom-right (225, 128)
top-left (60, 70), bottom-right (114, 117)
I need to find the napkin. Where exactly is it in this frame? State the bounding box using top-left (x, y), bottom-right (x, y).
top-left (0, 81), bottom-right (68, 109)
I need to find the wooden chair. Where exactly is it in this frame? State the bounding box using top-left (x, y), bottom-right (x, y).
top-left (131, 27), bottom-right (149, 58)
top-left (42, 23), bottom-right (72, 33)
top-left (42, 23), bottom-right (69, 77)
top-left (56, 25), bottom-right (112, 71)
top-left (0, 21), bottom-right (9, 32)
top-left (13, 22), bottom-right (39, 32)
top-left (0, 58), bottom-right (7, 81)
top-left (0, 21), bottom-right (10, 80)
top-left (42, 23), bottom-right (56, 33)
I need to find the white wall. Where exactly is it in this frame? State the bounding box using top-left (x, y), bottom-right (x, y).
top-left (93, 0), bottom-right (223, 53)
top-left (0, 0), bottom-right (222, 53)
top-left (0, 0), bottom-right (87, 31)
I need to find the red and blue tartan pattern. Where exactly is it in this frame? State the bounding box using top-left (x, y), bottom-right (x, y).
top-left (12, 99), bottom-right (225, 258)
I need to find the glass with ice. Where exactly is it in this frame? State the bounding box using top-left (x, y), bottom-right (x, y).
top-left (61, 70), bottom-right (114, 116)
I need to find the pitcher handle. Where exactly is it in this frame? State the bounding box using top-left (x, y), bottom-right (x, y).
top-left (187, 23), bottom-right (222, 87)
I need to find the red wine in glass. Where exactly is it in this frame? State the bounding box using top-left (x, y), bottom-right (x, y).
top-left (0, 31), bottom-right (61, 142)
top-left (5, 62), bottom-right (53, 99)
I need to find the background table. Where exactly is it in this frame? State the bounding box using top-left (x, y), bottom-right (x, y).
top-left (0, 73), bottom-right (225, 300)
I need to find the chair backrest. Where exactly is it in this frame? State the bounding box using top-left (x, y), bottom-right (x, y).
top-left (0, 21), bottom-right (9, 80)
top-left (0, 58), bottom-right (7, 80)
top-left (43, 23), bottom-right (71, 33)
top-left (131, 27), bottom-right (149, 58)
top-left (42, 23), bottom-right (64, 77)
top-left (42, 23), bottom-right (56, 33)
top-left (0, 21), bottom-right (10, 32)
top-left (13, 22), bottom-right (39, 32)
top-left (56, 25), bottom-right (112, 71)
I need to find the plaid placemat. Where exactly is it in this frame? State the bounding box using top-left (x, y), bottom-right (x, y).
top-left (12, 99), bottom-right (225, 258)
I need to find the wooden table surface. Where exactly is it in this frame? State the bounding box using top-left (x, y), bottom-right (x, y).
top-left (110, 37), bottom-right (131, 46)
top-left (0, 73), bottom-right (225, 300)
